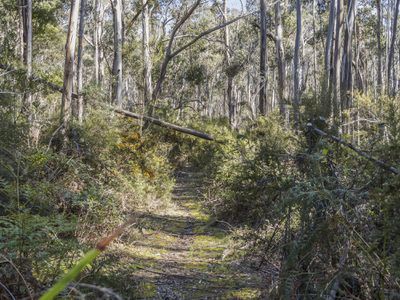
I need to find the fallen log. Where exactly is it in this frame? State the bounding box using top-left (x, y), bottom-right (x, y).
top-left (0, 63), bottom-right (214, 141)
top-left (114, 108), bottom-right (214, 141)
top-left (307, 123), bottom-right (399, 175)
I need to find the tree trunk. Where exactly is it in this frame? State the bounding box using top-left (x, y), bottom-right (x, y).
top-left (333, 0), bottom-right (344, 123)
top-left (388, 0), bottom-right (400, 95)
top-left (142, 0), bottom-right (152, 107)
top-left (152, 0), bottom-right (201, 102)
top-left (222, 0), bottom-right (236, 128)
top-left (259, 0), bottom-right (267, 116)
top-left (293, 0), bottom-right (302, 128)
top-left (112, 0), bottom-right (123, 106)
top-left (312, 0), bottom-right (317, 101)
top-left (376, 0), bottom-right (383, 95)
top-left (21, 0), bottom-right (32, 111)
top-left (76, 0), bottom-right (86, 123)
top-left (342, 0), bottom-right (357, 110)
top-left (322, 0), bottom-right (336, 117)
top-left (21, 0), bottom-right (36, 143)
top-left (60, 0), bottom-right (80, 135)
top-left (94, 0), bottom-right (104, 86)
top-left (275, 0), bottom-right (286, 117)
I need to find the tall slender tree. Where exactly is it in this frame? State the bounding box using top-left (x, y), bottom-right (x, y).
top-left (76, 0), bottom-right (86, 122)
top-left (60, 0), bottom-right (80, 136)
top-left (322, 0), bottom-right (336, 117)
top-left (388, 0), bottom-right (400, 95)
top-left (275, 0), bottom-right (285, 116)
top-left (223, 0), bottom-right (236, 128)
top-left (111, 0), bottom-right (123, 106)
top-left (342, 0), bottom-right (357, 109)
top-left (259, 0), bottom-right (267, 116)
top-left (333, 0), bottom-right (344, 122)
top-left (293, 0), bottom-right (302, 128)
top-left (142, 0), bottom-right (152, 107)
top-left (94, 0), bottom-right (104, 86)
top-left (21, 0), bottom-right (32, 112)
top-left (376, 0), bottom-right (383, 95)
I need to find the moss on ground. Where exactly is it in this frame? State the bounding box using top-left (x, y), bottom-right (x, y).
top-left (87, 168), bottom-right (264, 299)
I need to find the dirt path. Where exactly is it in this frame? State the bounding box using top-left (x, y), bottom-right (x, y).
top-left (95, 167), bottom-right (264, 299)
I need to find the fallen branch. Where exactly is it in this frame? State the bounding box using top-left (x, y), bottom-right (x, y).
top-left (71, 283), bottom-right (123, 300)
top-left (0, 63), bottom-right (214, 141)
top-left (114, 108), bottom-right (214, 141)
top-left (307, 123), bottom-right (399, 175)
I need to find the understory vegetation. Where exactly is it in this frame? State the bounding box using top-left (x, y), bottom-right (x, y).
top-left (0, 108), bottom-right (178, 298)
top-left (3, 0), bottom-right (400, 298)
top-left (3, 94), bottom-right (400, 299)
top-left (182, 96), bottom-right (400, 298)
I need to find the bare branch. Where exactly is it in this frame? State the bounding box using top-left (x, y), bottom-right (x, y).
top-left (307, 123), bottom-right (399, 175)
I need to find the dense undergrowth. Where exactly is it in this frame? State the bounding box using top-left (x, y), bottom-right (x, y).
top-left (179, 96), bottom-right (400, 298)
top-left (0, 108), bottom-right (180, 298)
top-left (1, 94), bottom-right (400, 299)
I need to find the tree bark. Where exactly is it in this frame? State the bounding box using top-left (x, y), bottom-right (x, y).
top-left (388, 0), bottom-right (400, 95)
top-left (142, 0), bottom-right (152, 107)
top-left (94, 0), bottom-right (104, 86)
top-left (275, 0), bottom-right (286, 116)
top-left (21, 0), bottom-right (36, 143)
top-left (322, 0), bottom-right (336, 117)
top-left (76, 0), bottom-right (86, 123)
top-left (293, 0), bottom-right (302, 128)
top-left (21, 0), bottom-right (32, 113)
top-left (60, 0), bottom-right (80, 135)
top-left (111, 0), bottom-right (123, 106)
top-left (342, 0), bottom-right (357, 109)
top-left (333, 0), bottom-right (344, 123)
top-left (222, 0), bottom-right (236, 128)
top-left (376, 0), bottom-right (383, 95)
top-left (312, 0), bottom-right (317, 101)
top-left (259, 0), bottom-right (267, 116)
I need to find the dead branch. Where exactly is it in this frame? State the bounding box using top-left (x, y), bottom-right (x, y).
top-left (114, 108), bottom-right (214, 141)
top-left (71, 283), bottom-right (123, 300)
top-left (0, 63), bottom-right (214, 141)
top-left (307, 123), bottom-right (399, 175)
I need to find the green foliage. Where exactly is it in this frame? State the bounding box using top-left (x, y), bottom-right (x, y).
top-left (39, 249), bottom-right (101, 300)
top-left (182, 100), bottom-right (400, 298)
top-left (0, 108), bottom-right (177, 298)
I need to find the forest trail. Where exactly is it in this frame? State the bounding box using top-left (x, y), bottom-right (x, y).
top-left (101, 166), bottom-right (265, 299)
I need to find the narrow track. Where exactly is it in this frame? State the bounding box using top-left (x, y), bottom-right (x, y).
top-left (96, 167), bottom-right (264, 299)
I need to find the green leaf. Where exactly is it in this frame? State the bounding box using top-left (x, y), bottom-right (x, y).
top-left (39, 249), bottom-right (101, 300)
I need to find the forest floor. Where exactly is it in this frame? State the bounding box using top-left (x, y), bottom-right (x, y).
top-left (91, 166), bottom-right (265, 299)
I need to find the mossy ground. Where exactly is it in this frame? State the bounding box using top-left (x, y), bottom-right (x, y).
top-left (86, 167), bottom-right (265, 299)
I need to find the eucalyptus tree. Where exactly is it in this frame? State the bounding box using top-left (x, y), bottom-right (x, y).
top-left (274, 0), bottom-right (285, 116)
top-left (111, 0), bottom-right (123, 106)
top-left (76, 0), bottom-right (86, 122)
top-left (60, 0), bottom-right (80, 137)
top-left (293, 0), bottom-right (302, 128)
top-left (259, 0), bottom-right (267, 116)
top-left (388, 0), bottom-right (400, 95)
top-left (142, 0), bottom-right (152, 106)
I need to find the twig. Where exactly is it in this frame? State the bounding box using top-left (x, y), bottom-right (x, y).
top-left (46, 124), bottom-right (63, 152)
top-left (0, 281), bottom-right (16, 300)
top-left (0, 254), bottom-right (33, 300)
top-left (71, 283), bottom-right (123, 300)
